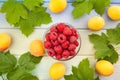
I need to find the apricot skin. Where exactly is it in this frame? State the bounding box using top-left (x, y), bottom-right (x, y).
top-left (30, 40), bottom-right (45, 57)
top-left (0, 33), bottom-right (11, 51)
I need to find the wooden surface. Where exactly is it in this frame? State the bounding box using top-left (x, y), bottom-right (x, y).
top-left (0, 0), bottom-right (120, 80)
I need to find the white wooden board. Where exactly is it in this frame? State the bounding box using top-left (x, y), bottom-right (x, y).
top-left (0, 0), bottom-right (120, 80)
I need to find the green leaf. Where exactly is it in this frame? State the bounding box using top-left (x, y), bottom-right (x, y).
top-left (24, 0), bottom-right (43, 10)
top-left (72, 0), bottom-right (110, 19)
top-left (64, 74), bottom-right (78, 80)
top-left (89, 34), bottom-right (113, 60)
top-left (29, 7), bottom-right (52, 26)
top-left (0, 0), bottom-right (52, 37)
top-left (72, 0), bottom-right (85, 7)
top-left (18, 52), bottom-right (42, 71)
top-left (103, 45), bottom-right (119, 64)
top-left (0, 0), bottom-right (15, 13)
top-left (89, 23), bottom-right (120, 64)
top-left (64, 58), bottom-right (94, 80)
top-left (19, 18), bottom-right (34, 37)
top-left (17, 73), bottom-right (39, 80)
top-left (72, 1), bottom-right (93, 19)
top-left (18, 7), bottom-right (52, 36)
top-left (7, 67), bottom-right (26, 80)
top-left (0, 51), bottom-right (17, 74)
top-left (7, 66), bottom-right (38, 80)
top-left (107, 23), bottom-right (120, 44)
top-left (1, 0), bottom-right (28, 25)
top-left (78, 58), bottom-right (94, 80)
top-left (94, 0), bottom-right (110, 15)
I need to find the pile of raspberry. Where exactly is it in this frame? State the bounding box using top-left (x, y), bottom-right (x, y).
top-left (44, 23), bottom-right (79, 60)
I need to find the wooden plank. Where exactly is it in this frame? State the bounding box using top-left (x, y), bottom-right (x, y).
top-left (0, 3), bottom-right (119, 29)
top-left (0, 29), bottom-right (119, 56)
top-left (0, 0), bottom-right (120, 3)
top-left (0, 56), bottom-right (119, 80)
top-left (29, 56), bottom-right (120, 80)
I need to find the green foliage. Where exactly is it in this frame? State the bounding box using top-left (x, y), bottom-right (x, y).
top-left (64, 58), bottom-right (94, 80)
top-left (89, 24), bottom-right (120, 64)
top-left (0, 0), bottom-right (52, 36)
top-left (94, 0), bottom-right (110, 15)
top-left (24, 0), bottom-right (43, 10)
top-left (107, 23), bottom-right (120, 44)
top-left (0, 51), bottom-right (17, 74)
top-left (0, 51), bottom-right (43, 80)
top-left (7, 67), bottom-right (39, 80)
top-left (72, 0), bottom-right (110, 19)
top-left (18, 52), bottom-right (42, 71)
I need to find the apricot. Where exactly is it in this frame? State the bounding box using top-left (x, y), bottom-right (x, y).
top-left (108, 6), bottom-right (120, 20)
top-left (88, 16), bottom-right (105, 31)
top-left (49, 0), bottom-right (67, 13)
top-left (49, 62), bottom-right (66, 80)
top-left (0, 33), bottom-right (11, 51)
top-left (30, 40), bottom-right (45, 57)
top-left (96, 60), bottom-right (114, 76)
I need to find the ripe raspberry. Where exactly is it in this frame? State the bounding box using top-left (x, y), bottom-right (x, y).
top-left (62, 50), bottom-right (70, 58)
top-left (50, 32), bottom-right (58, 40)
top-left (50, 26), bottom-right (57, 32)
top-left (63, 27), bottom-right (72, 36)
top-left (70, 36), bottom-right (77, 43)
top-left (71, 28), bottom-right (79, 39)
top-left (62, 41), bottom-right (69, 49)
top-left (45, 33), bottom-right (50, 41)
top-left (58, 34), bottom-right (66, 43)
top-left (47, 49), bottom-right (55, 57)
top-left (44, 41), bottom-right (52, 49)
top-left (56, 23), bottom-right (65, 32)
top-left (75, 34), bottom-right (79, 39)
top-left (56, 54), bottom-right (62, 60)
top-left (71, 28), bottom-right (77, 35)
top-left (68, 44), bottom-right (76, 50)
top-left (70, 50), bottom-right (75, 56)
top-left (74, 41), bottom-right (79, 46)
top-left (51, 40), bottom-right (59, 46)
top-left (54, 45), bottom-right (63, 54)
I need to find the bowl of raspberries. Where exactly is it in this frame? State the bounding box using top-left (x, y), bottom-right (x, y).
top-left (44, 23), bottom-right (81, 61)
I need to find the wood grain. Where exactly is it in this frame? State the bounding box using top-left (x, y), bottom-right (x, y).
top-left (0, 0), bottom-right (120, 80)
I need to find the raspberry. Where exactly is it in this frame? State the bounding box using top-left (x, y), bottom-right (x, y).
top-left (70, 50), bottom-right (75, 56)
top-left (50, 32), bottom-right (58, 40)
top-left (71, 28), bottom-right (77, 35)
top-left (50, 26), bottom-right (57, 32)
top-left (63, 27), bottom-right (72, 36)
top-left (56, 54), bottom-right (62, 60)
top-left (47, 49), bottom-right (55, 57)
top-left (51, 40), bottom-right (59, 46)
top-left (54, 45), bottom-right (63, 54)
top-left (71, 28), bottom-right (79, 39)
top-left (56, 23), bottom-right (65, 32)
top-left (44, 41), bottom-right (52, 49)
top-left (70, 36), bottom-right (77, 43)
top-left (58, 34), bottom-right (66, 43)
top-left (74, 41), bottom-right (79, 46)
top-left (75, 34), bottom-right (79, 39)
top-left (62, 50), bottom-right (70, 58)
top-left (45, 33), bottom-right (50, 41)
top-left (62, 41), bottom-right (69, 49)
top-left (68, 44), bottom-right (76, 50)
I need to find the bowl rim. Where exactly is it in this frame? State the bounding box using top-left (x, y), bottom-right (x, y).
top-left (43, 22), bottom-right (81, 61)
